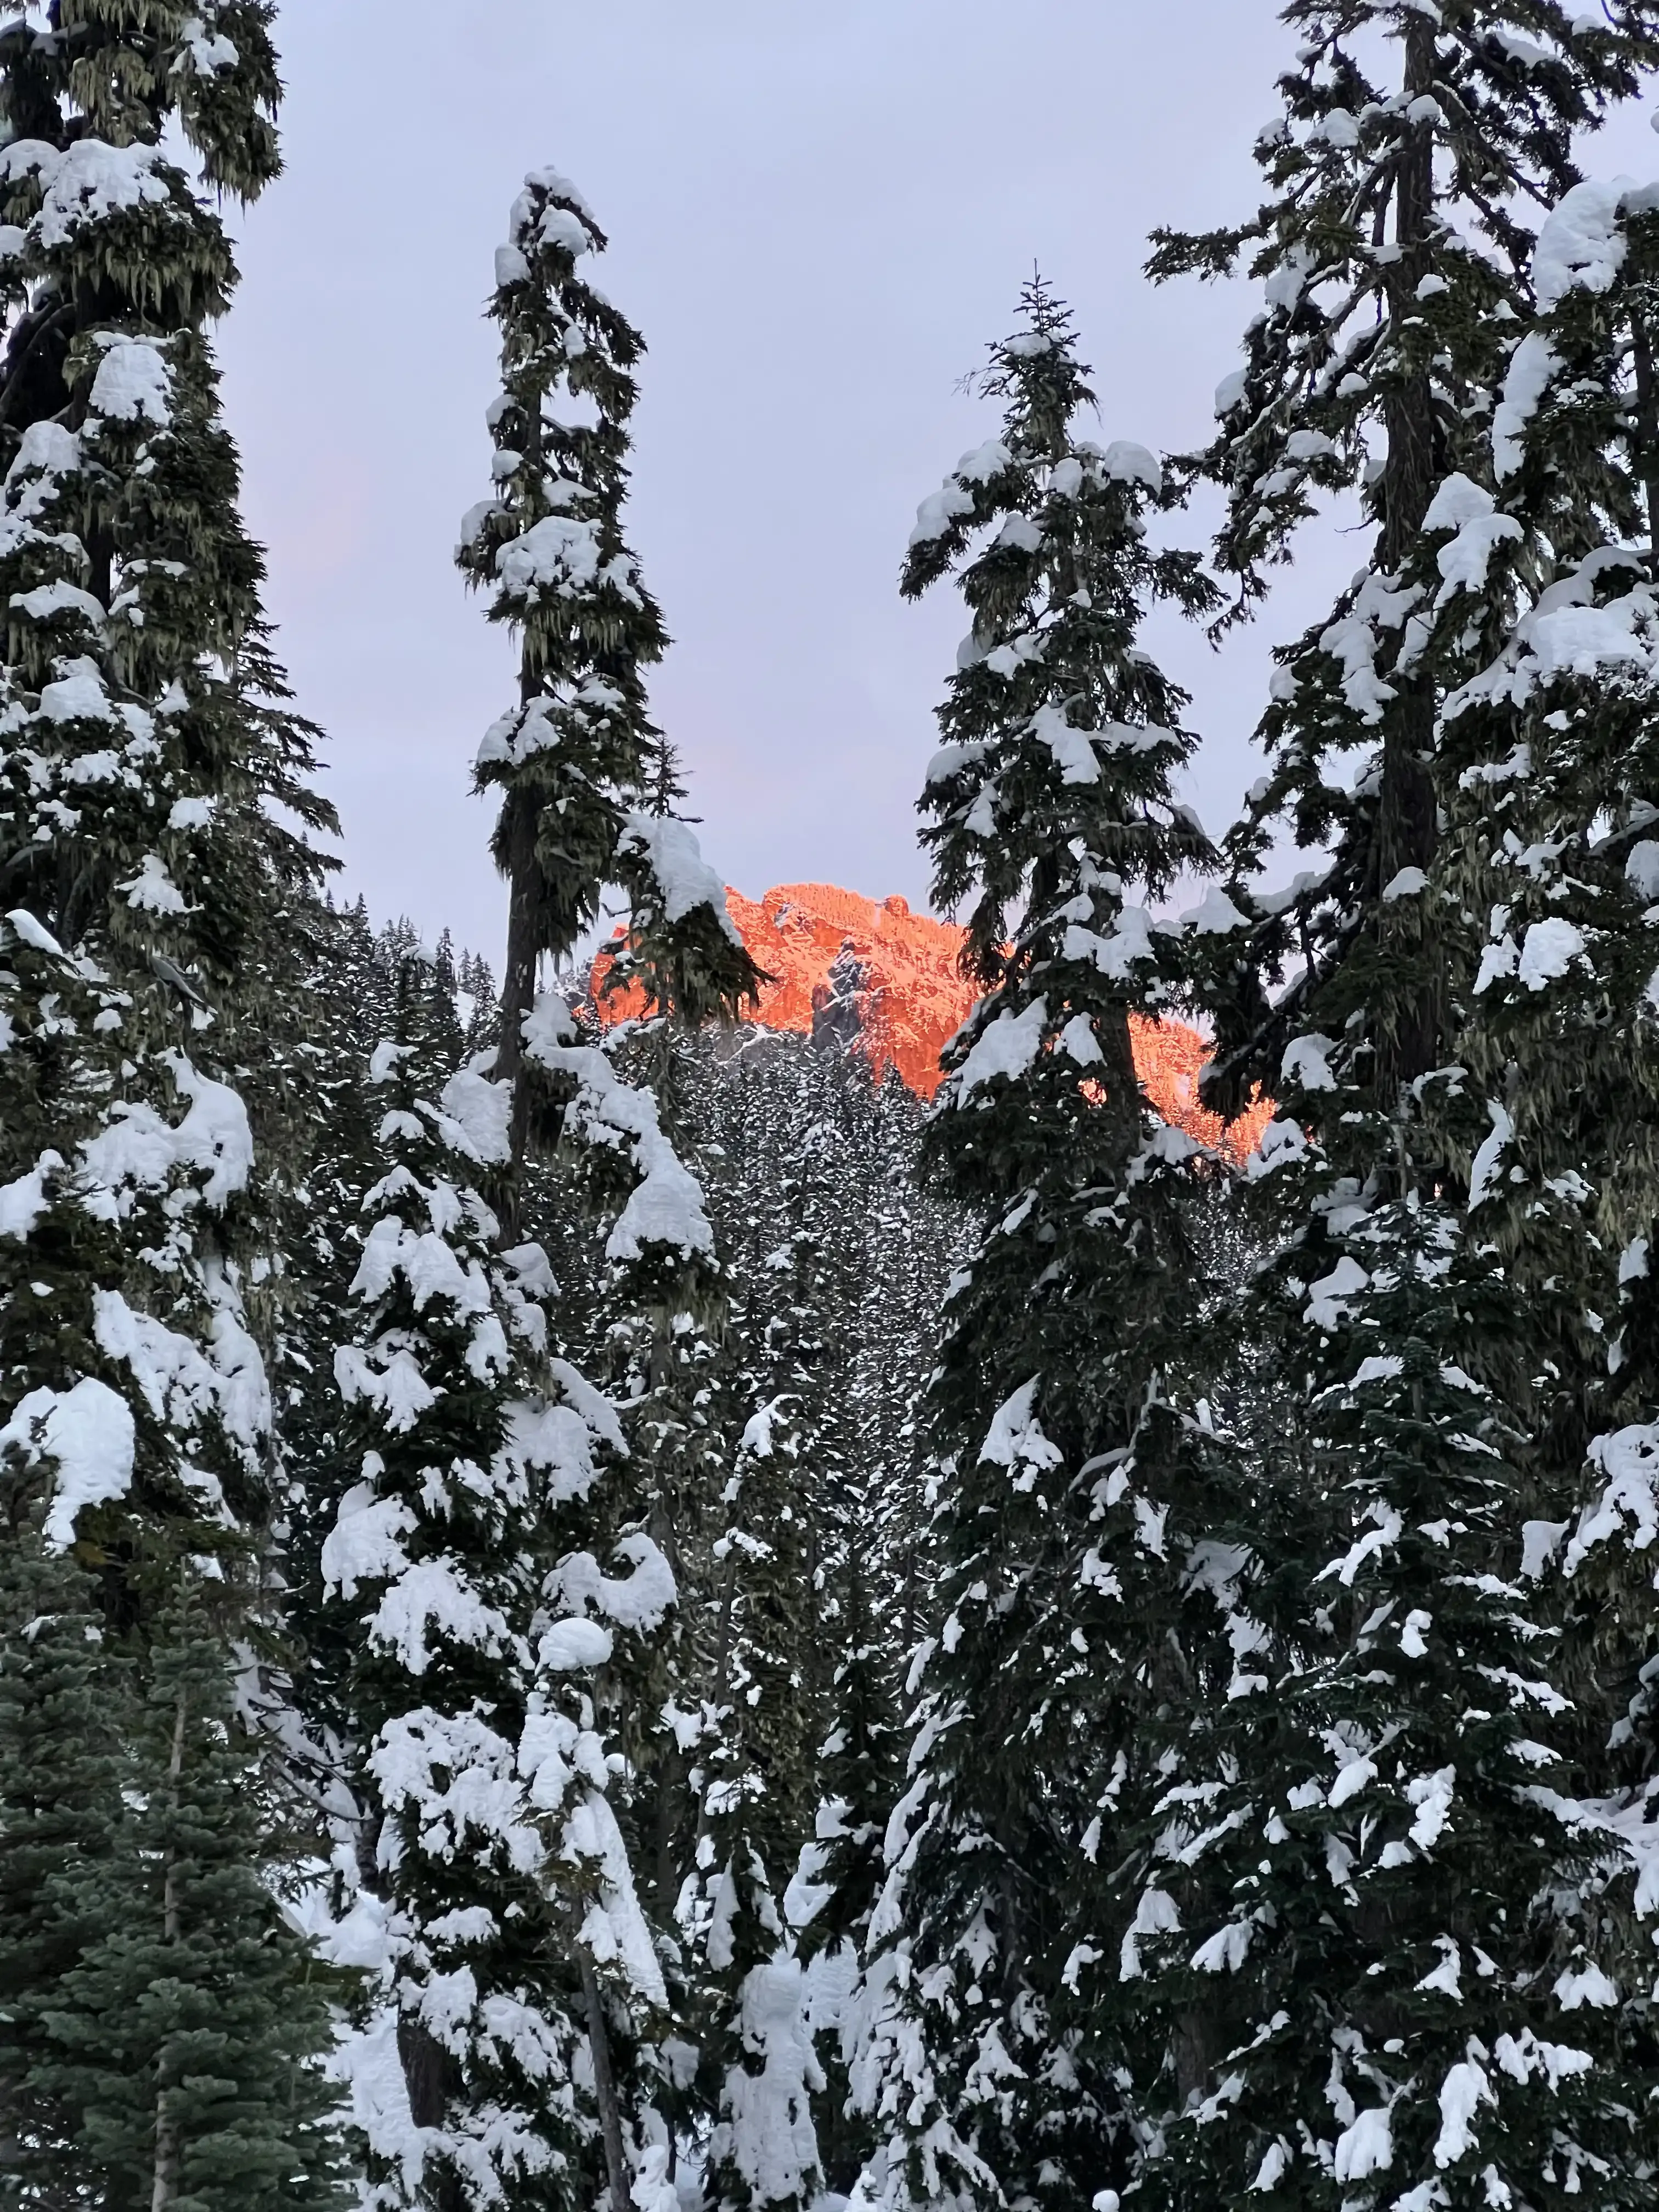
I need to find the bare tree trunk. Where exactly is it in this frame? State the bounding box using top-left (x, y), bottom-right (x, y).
top-left (580, 1950), bottom-right (630, 2212)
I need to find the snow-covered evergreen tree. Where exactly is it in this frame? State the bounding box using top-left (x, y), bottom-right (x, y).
top-left (850, 283), bottom-right (1238, 2212)
top-left (0, 9), bottom-right (348, 2196)
top-left (323, 962), bottom-right (675, 2212)
top-left (1120, 13), bottom-right (1659, 2207)
top-left (458, 166), bottom-right (754, 1171)
top-left (1156, 0), bottom-right (1659, 1122)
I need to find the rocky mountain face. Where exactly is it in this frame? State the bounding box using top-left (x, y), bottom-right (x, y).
top-left (601, 879), bottom-right (1271, 1156)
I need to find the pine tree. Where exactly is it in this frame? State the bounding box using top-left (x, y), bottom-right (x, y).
top-left (0, 1527), bottom-right (129, 2197)
top-left (682, 1189), bottom-right (828, 2212)
top-left (1153, 0), bottom-right (1659, 1124)
top-left (0, 9), bottom-right (347, 2197)
top-left (24, 1576), bottom-right (349, 2212)
top-left (458, 167), bottom-right (754, 1173)
top-left (1119, 12), bottom-right (1659, 2205)
top-left (324, 957), bottom-right (676, 2212)
top-left (851, 283), bottom-right (1238, 2212)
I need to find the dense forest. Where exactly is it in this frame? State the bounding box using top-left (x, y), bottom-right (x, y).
top-left (9, 6), bottom-right (1659, 2212)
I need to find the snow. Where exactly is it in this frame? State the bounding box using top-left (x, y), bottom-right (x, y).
top-left (118, 853), bottom-right (188, 914)
top-left (909, 478), bottom-right (974, 546)
top-left (1103, 439), bottom-right (1163, 493)
top-left (0, 1379), bottom-right (137, 1551)
top-left (949, 997), bottom-right (1047, 1101)
top-left (1627, 840), bottom-right (1659, 901)
top-left (81, 1054), bottom-right (254, 1214)
top-left (40, 659), bottom-right (118, 724)
top-left (495, 514), bottom-right (604, 599)
top-left (0, 1153), bottom-right (58, 1240)
top-left (1029, 702), bottom-right (1099, 785)
top-left (1065, 910), bottom-right (1156, 979)
top-left (546, 1532), bottom-right (676, 1633)
top-left (1059, 1014), bottom-right (1103, 1066)
top-left (494, 242), bottom-right (531, 289)
top-left (1333, 2109), bottom-right (1394, 2183)
top-left (539, 1617), bottom-right (613, 1671)
top-left (712, 1957), bottom-right (823, 2207)
top-left (1564, 1425), bottom-right (1659, 1575)
top-left (618, 811), bottom-right (744, 944)
top-left (437, 1067), bottom-right (514, 1166)
top-left (1434, 2057), bottom-right (1494, 2168)
top-left (322, 1482), bottom-right (417, 1601)
top-left (1468, 1103), bottom-right (1515, 1212)
top-left (1282, 1035), bottom-right (1336, 1092)
top-left (522, 1022), bottom-right (714, 1261)
top-left (1422, 475), bottom-right (1521, 598)
top-left (1119, 1887), bottom-right (1179, 1979)
top-left (1533, 178), bottom-right (1628, 311)
top-left (94, 1284), bottom-right (265, 1450)
top-left (1493, 332), bottom-right (1560, 481)
top-left (1407, 1768), bottom-right (1456, 1851)
top-left (371, 1558), bottom-right (512, 1677)
top-left (1554, 1963), bottom-right (1618, 2009)
top-left (1384, 867), bottom-right (1427, 900)
top-left (978, 1378), bottom-right (1064, 1492)
top-left (1305, 1256), bottom-right (1368, 1329)
top-left (1516, 917), bottom-right (1585, 990)
top-left (89, 337), bottom-right (172, 426)
top-left (11, 580), bottom-right (105, 630)
top-left (27, 139), bottom-right (170, 252)
top-left (1319, 574), bottom-right (1423, 723)
top-left (563, 1790), bottom-right (668, 2007)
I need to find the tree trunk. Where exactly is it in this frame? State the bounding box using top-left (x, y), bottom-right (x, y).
top-left (1632, 304), bottom-right (1659, 574)
top-left (580, 1949), bottom-right (630, 2212)
top-left (149, 1690), bottom-right (189, 2212)
top-left (397, 2020), bottom-right (465, 2212)
top-left (1375, 16), bottom-right (1442, 1098)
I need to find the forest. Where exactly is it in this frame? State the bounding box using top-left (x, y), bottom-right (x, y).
top-left (7, 6), bottom-right (1659, 2212)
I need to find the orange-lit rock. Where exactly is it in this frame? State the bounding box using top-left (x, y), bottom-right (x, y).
top-left (594, 880), bottom-right (1271, 1161)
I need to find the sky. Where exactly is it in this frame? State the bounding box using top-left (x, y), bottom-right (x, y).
top-left (219, 2), bottom-right (1659, 963)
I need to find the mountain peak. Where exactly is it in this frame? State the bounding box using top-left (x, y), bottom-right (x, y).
top-left (597, 879), bottom-right (1271, 1158)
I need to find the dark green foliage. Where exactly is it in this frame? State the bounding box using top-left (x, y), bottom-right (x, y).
top-left (10, 1579), bottom-right (348, 2212)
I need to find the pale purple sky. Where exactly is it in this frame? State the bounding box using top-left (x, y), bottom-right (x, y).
top-left (219, 2), bottom-right (1658, 961)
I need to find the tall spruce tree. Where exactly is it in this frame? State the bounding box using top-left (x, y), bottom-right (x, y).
top-left (1122, 10), bottom-right (1659, 2208)
top-left (0, 7), bottom-right (347, 2199)
top-left (324, 957), bottom-right (688, 2212)
top-left (850, 283), bottom-right (1238, 2212)
top-left (457, 167), bottom-right (754, 1180)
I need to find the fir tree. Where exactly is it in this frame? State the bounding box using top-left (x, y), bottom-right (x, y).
top-left (458, 167), bottom-right (754, 1173)
top-left (851, 283), bottom-right (1235, 2212)
top-left (25, 1577), bottom-right (349, 2212)
top-left (322, 957), bottom-right (680, 2212)
top-left (1121, 12), bottom-right (1659, 2205)
top-left (0, 1528), bottom-right (129, 2198)
top-left (0, 8), bottom-right (347, 2197)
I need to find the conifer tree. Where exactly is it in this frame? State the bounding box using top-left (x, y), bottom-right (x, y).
top-left (1120, 12), bottom-right (1659, 2207)
top-left (851, 283), bottom-right (1236, 2212)
top-left (458, 168), bottom-right (754, 1172)
top-left (0, 9), bottom-right (347, 2196)
top-left (1155, 0), bottom-right (1658, 1125)
top-left (0, 1530), bottom-right (129, 2194)
top-left (681, 1201), bottom-right (827, 2212)
top-left (324, 960), bottom-right (675, 2212)
top-left (22, 1576), bottom-right (349, 2212)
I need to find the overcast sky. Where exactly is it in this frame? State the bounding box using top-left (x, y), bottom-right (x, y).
top-left (218, 2), bottom-right (1659, 962)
